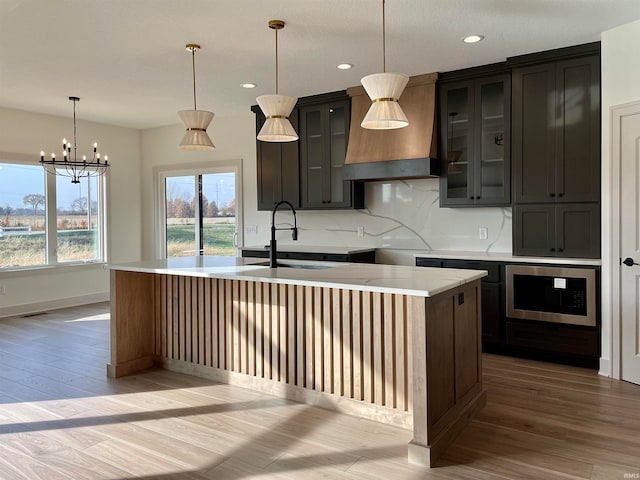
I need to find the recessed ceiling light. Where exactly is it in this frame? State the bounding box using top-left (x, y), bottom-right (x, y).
top-left (241, 83), bottom-right (257, 89)
top-left (337, 63), bottom-right (354, 70)
top-left (463, 34), bottom-right (484, 44)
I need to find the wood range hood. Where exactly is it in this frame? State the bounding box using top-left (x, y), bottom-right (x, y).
top-left (343, 72), bottom-right (439, 181)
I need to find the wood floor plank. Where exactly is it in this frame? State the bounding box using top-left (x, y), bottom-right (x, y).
top-left (1, 302), bottom-right (640, 480)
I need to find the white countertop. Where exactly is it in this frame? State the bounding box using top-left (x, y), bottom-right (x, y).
top-left (413, 250), bottom-right (602, 266)
top-left (109, 256), bottom-right (485, 298)
top-left (242, 245), bottom-right (376, 255)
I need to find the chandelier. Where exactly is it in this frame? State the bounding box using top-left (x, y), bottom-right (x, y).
top-left (40, 96), bottom-right (109, 184)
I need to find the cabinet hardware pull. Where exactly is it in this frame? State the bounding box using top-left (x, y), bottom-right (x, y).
top-left (550, 193), bottom-right (556, 197)
top-left (550, 248), bottom-right (556, 252)
top-left (558, 193), bottom-right (564, 197)
top-left (558, 248), bottom-right (564, 252)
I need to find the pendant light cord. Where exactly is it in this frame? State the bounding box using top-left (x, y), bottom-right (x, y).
top-left (191, 47), bottom-right (197, 110)
top-left (382, 0), bottom-right (386, 73)
top-left (275, 27), bottom-right (279, 94)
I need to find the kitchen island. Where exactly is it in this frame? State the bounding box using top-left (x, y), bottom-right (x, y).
top-left (108, 256), bottom-right (486, 467)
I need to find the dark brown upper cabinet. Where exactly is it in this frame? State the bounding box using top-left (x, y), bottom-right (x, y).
top-left (252, 91), bottom-right (363, 211)
top-left (512, 53), bottom-right (600, 204)
top-left (299, 95), bottom-right (363, 209)
top-left (252, 108), bottom-right (300, 211)
top-left (439, 69), bottom-right (511, 207)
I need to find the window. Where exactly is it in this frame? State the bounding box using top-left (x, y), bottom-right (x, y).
top-left (157, 161), bottom-right (241, 258)
top-left (0, 158), bottom-right (107, 269)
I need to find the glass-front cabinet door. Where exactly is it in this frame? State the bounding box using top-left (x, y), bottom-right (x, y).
top-left (475, 75), bottom-right (510, 205)
top-left (300, 100), bottom-right (351, 209)
top-left (440, 73), bottom-right (510, 207)
top-left (441, 84), bottom-right (473, 204)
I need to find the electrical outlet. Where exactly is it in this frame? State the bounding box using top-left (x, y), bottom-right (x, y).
top-left (357, 226), bottom-right (365, 238)
top-left (245, 225), bottom-right (258, 235)
top-left (0, 284), bottom-right (6, 295)
top-left (479, 227), bottom-right (488, 240)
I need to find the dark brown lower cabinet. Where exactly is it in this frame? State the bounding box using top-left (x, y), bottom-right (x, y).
top-left (242, 248), bottom-right (375, 264)
top-left (417, 258), bottom-right (502, 347)
top-left (513, 203), bottom-right (600, 258)
top-left (416, 256), bottom-right (600, 368)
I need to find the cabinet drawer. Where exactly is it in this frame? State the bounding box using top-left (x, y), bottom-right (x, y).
top-left (442, 260), bottom-right (501, 283)
top-left (505, 320), bottom-right (598, 357)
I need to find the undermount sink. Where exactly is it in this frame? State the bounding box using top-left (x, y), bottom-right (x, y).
top-left (252, 261), bottom-right (333, 270)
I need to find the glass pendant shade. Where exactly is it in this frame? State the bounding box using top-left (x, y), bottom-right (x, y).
top-left (178, 109), bottom-right (215, 150)
top-left (361, 72), bottom-right (409, 129)
top-left (256, 94), bottom-right (298, 142)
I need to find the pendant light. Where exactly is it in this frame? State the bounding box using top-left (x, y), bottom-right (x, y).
top-left (256, 20), bottom-right (298, 142)
top-left (178, 44), bottom-right (215, 150)
top-left (361, 0), bottom-right (409, 130)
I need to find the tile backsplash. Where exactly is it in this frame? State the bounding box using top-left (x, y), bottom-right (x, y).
top-left (247, 178), bottom-right (512, 261)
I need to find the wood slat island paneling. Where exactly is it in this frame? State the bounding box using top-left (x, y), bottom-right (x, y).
top-left (108, 258), bottom-right (486, 467)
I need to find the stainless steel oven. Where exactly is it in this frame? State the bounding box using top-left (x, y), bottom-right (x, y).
top-left (506, 265), bottom-right (597, 327)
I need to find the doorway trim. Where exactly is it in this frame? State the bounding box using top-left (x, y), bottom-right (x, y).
top-left (608, 100), bottom-right (640, 379)
top-left (153, 159), bottom-right (243, 259)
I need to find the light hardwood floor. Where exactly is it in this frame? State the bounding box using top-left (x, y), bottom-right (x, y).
top-left (0, 302), bottom-right (639, 479)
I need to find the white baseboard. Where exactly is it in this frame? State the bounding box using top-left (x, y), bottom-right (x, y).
top-left (0, 292), bottom-right (109, 319)
top-left (598, 357), bottom-right (612, 378)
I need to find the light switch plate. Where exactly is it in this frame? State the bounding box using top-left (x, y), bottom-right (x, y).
top-left (357, 226), bottom-right (365, 237)
top-left (479, 227), bottom-right (488, 240)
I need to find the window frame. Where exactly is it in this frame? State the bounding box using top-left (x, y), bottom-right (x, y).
top-left (154, 159), bottom-right (243, 259)
top-left (0, 152), bottom-right (109, 272)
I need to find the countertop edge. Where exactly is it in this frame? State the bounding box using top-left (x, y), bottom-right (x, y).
top-left (413, 251), bottom-right (602, 266)
top-left (109, 260), bottom-right (486, 298)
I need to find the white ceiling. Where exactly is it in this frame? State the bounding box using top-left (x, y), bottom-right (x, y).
top-left (1, 0), bottom-right (639, 129)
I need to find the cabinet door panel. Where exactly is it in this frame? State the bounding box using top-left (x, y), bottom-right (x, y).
top-left (476, 76), bottom-right (510, 205)
top-left (301, 109), bottom-right (325, 207)
top-left (513, 204), bottom-right (555, 256)
top-left (481, 282), bottom-right (501, 345)
top-left (256, 110), bottom-right (300, 211)
top-left (300, 98), bottom-right (356, 209)
top-left (257, 141), bottom-right (281, 210)
top-left (512, 64), bottom-right (556, 203)
top-left (440, 83), bottom-right (474, 205)
top-left (556, 203), bottom-right (600, 258)
top-left (329, 103), bottom-right (349, 205)
top-left (556, 56), bottom-right (600, 202)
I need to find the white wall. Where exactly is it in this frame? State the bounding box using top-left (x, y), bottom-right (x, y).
top-left (600, 18), bottom-right (640, 376)
top-left (0, 107), bottom-right (142, 316)
top-left (140, 112), bottom-right (258, 259)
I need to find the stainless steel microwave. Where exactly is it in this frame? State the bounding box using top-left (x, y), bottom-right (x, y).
top-left (505, 265), bottom-right (597, 327)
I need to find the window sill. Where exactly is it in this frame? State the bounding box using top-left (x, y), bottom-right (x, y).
top-left (0, 261), bottom-right (108, 279)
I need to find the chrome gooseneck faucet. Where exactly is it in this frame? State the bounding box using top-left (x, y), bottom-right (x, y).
top-left (270, 200), bottom-right (298, 268)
